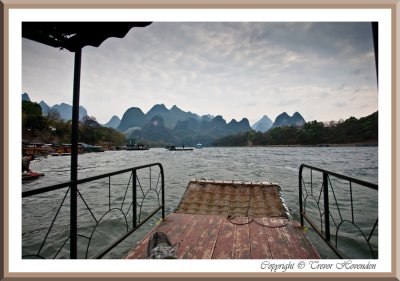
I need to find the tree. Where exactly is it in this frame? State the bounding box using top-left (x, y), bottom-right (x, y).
top-left (212, 111), bottom-right (378, 146)
top-left (22, 100), bottom-right (46, 138)
top-left (298, 121), bottom-right (325, 144)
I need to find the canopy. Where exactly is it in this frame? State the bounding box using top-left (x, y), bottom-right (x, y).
top-left (22, 22), bottom-right (151, 52)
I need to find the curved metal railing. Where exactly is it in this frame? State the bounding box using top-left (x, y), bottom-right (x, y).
top-left (22, 163), bottom-right (165, 259)
top-left (299, 163), bottom-right (378, 259)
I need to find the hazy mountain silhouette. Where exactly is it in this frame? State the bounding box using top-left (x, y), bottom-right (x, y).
top-left (272, 112), bottom-right (305, 128)
top-left (117, 107), bottom-right (148, 131)
top-left (22, 93), bottom-right (88, 121)
top-left (252, 115), bottom-right (273, 132)
top-left (103, 115), bottom-right (121, 129)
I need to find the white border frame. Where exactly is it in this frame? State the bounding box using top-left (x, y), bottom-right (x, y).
top-left (9, 8), bottom-right (392, 273)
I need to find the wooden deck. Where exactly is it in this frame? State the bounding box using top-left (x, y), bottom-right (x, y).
top-left (125, 213), bottom-right (319, 259)
top-left (125, 180), bottom-right (320, 259)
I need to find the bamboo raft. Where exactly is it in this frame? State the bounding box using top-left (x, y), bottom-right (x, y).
top-left (125, 180), bottom-right (320, 259)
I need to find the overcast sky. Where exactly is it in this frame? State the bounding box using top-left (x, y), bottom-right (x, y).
top-left (22, 22), bottom-right (377, 125)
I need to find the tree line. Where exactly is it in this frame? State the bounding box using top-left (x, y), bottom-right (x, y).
top-left (213, 111), bottom-right (378, 146)
top-left (22, 100), bottom-right (126, 147)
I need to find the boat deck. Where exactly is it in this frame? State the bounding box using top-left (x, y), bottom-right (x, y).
top-left (125, 180), bottom-right (320, 259)
top-left (125, 213), bottom-right (319, 259)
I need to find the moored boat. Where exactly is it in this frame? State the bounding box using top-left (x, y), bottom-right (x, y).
top-left (167, 145), bottom-right (193, 151)
top-left (22, 171), bottom-right (45, 182)
top-left (126, 144), bottom-right (150, 150)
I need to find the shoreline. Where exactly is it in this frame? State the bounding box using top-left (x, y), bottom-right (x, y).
top-left (256, 143), bottom-right (377, 148)
top-left (212, 142), bottom-right (378, 148)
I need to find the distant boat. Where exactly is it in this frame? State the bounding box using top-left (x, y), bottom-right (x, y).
top-left (80, 143), bottom-right (105, 152)
top-left (167, 145), bottom-right (193, 151)
top-left (196, 143), bottom-right (203, 149)
top-left (91, 145), bottom-right (105, 152)
top-left (316, 144), bottom-right (330, 147)
top-left (126, 144), bottom-right (149, 151)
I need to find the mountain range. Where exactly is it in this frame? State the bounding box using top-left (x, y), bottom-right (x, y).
top-left (117, 103), bottom-right (213, 131)
top-left (23, 93), bottom-right (88, 121)
top-left (22, 93), bottom-right (307, 146)
top-left (115, 104), bottom-right (252, 146)
top-left (114, 104), bottom-right (306, 146)
top-left (250, 112), bottom-right (305, 133)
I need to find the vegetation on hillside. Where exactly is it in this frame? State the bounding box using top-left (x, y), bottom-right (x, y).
top-left (213, 111), bottom-right (378, 146)
top-left (22, 100), bottom-right (126, 146)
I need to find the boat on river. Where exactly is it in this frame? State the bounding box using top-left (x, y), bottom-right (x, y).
top-left (167, 145), bottom-right (193, 151)
top-left (22, 162), bottom-right (378, 260)
top-left (125, 179), bottom-right (320, 259)
top-left (22, 171), bottom-right (45, 182)
top-left (126, 144), bottom-right (150, 151)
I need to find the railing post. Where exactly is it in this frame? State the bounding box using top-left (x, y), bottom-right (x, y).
top-left (323, 172), bottom-right (330, 241)
top-left (132, 170), bottom-right (137, 228)
top-left (160, 164), bottom-right (165, 219)
top-left (299, 165), bottom-right (304, 227)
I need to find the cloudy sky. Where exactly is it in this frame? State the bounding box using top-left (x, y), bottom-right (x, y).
top-left (22, 22), bottom-right (377, 125)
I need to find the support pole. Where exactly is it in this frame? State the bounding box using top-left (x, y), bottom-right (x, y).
top-left (323, 173), bottom-right (330, 241)
top-left (160, 165), bottom-right (165, 219)
top-left (70, 48), bottom-right (82, 259)
top-left (132, 170), bottom-right (137, 228)
top-left (299, 165), bottom-right (304, 227)
top-left (371, 22), bottom-right (378, 85)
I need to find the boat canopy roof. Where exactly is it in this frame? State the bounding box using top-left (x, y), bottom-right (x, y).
top-left (22, 22), bottom-right (152, 52)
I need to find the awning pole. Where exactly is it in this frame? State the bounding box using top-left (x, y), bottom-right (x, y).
top-left (70, 48), bottom-right (82, 259)
top-left (371, 22), bottom-right (378, 86)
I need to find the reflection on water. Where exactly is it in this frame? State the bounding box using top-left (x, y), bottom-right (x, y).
top-left (22, 146), bottom-right (378, 259)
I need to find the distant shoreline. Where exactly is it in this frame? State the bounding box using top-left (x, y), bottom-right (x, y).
top-left (255, 143), bottom-right (377, 148)
top-left (212, 142), bottom-right (378, 148)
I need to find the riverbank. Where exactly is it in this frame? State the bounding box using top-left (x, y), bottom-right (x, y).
top-left (257, 142), bottom-right (377, 148)
top-left (214, 141), bottom-right (378, 148)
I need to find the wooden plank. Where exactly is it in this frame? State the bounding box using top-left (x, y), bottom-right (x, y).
top-left (248, 219), bottom-right (272, 259)
top-left (262, 217), bottom-right (294, 259)
top-left (232, 217), bottom-right (251, 259)
top-left (281, 220), bottom-right (320, 259)
top-left (189, 215), bottom-right (224, 259)
top-left (177, 214), bottom-right (208, 259)
top-left (212, 217), bottom-right (235, 259)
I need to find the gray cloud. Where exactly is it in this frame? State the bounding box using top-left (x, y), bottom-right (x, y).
top-left (22, 22), bottom-right (377, 124)
top-left (333, 102), bottom-right (346, 108)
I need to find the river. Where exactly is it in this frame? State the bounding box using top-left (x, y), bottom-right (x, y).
top-left (22, 146), bottom-right (378, 259)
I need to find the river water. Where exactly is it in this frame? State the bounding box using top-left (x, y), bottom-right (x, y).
top-left (22, 146), bottom-right (378, 259)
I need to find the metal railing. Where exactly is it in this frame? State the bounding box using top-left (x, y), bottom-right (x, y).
top-left (22, 163), bottom-right (165, 259)
top-left (299, 164), bottom-right (378, 259)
